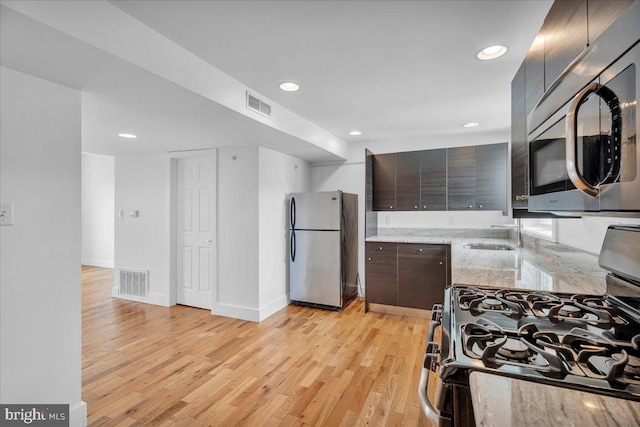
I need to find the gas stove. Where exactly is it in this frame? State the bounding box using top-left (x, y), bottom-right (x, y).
top-left (453, 286), bottom-right (640, 396)
top-left (418, 225), bottom-right (640, 427)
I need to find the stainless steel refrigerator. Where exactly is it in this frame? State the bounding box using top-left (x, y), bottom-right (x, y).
top-left (288, 191), bottom-right (358, 310)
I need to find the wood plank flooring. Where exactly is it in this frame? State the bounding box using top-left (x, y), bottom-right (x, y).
top-left (82, 266), bottom-right (434, 426)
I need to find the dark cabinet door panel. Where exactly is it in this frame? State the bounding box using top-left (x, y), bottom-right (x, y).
top-left (447, 146), bottom-right (476, 210)
top-left (476, 143), bottom-right (507, 211)
top-left (511, 62), bottom-right (528, 209)
top-left (420, 149), bottom-right (447, 211)
top-left (397, 244), bottom-right (447, 310)
top-left (365, 243), bottom-right (397, 306)
top-left (525, 35), bottom-right (545, 116)
top-left (373, 154), bottom-right (396, 211)
top-left (396, 151), bottom-right (421, 211)
top-left (587, 0), bottom-right (632, 45)
top-left (366, 262), bottom-right (397, 306)
top-left (543, 0), bottom-right (588, 92)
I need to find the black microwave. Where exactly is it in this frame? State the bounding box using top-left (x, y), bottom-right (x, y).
top-left (528, 43), bottom-right (639, 214)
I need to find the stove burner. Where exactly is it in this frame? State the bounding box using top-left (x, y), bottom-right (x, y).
top-left (607, 355), bottom-right (640, 378)
top-left (481, 298), bottom-right (503, 310)
top-left (448, 284), bottom-right (640, 404)
top-left (496, 338), bottom-right (530, 360)
top-left (558, 305), bottom-right (583, 318)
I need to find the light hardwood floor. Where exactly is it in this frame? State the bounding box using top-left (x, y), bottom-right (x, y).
top-left (82, 266), bottom-right (433, 426)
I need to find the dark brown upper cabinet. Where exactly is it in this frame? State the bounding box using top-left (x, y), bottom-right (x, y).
top-left (511, 63), bottom-right (529, 209)
top-left (372, 144), bottom-right (506, 212)
top-left (372, 153), bottom-right (396, 211)
top-left (395, 151), bottom-right (421, 211)
top-left (476, 144), bottom-right (508, 211)
top-left (447, 146), bottom-right (476, 210)
top-left (525, 34), bottom-right (545, 116)
top-left (420, 149), bottom-right (447, 211)
top-left (587, 0), bottom-right (633, 45)
top-left (542, 0), bottom-right (588, 92)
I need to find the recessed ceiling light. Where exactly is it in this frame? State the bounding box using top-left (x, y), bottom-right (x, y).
top-left (476, 45), bottom-right (508, 60)
top-left (463, 122), bottom-right (479, 128)
top-left (349, 131), bottom-right (362, 136)
top-left (279, 82), bottom-right (300, 92)
top-left (118, 133), bottom-right (137, 139)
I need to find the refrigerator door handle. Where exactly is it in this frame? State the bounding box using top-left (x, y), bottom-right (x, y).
top-left (290, 197), bottom-right (296, 229)
top-left (290, 230), bottom-right (296, 262)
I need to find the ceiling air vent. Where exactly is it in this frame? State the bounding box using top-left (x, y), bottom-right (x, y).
top-left (246, 92), bottom-right (272, 118)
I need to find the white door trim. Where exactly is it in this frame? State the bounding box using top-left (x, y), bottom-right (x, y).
top-left (168, 149), bottom-right (217, 313)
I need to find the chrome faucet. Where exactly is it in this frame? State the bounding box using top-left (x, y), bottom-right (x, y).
top-left (516, 218), bottom-right (523, 249)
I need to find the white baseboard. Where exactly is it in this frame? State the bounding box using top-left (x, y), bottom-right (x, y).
top-left (69, 400), bottom-right (87, 427)
top-left (111, 289), bottom-right (170, 307)
top-left (213, 295), bottom-right (290, 322)
top-left (81, 258), bottom-right (114, 268)
top-left (214, 302), bottom-right (260, 322)
top-left (258, 294), bottom-right (290, 321)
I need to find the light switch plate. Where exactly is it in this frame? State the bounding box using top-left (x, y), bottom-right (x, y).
top-left (1, 202), bottom-right (14, 226)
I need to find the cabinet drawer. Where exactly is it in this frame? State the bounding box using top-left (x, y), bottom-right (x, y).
top-left (366, 242), bottom-right (398, 260)
top-left (397, 243), bottom-right (447, 258)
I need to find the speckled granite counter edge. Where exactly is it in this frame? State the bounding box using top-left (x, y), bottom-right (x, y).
top-left (470, 372), bottom-right (640, 427)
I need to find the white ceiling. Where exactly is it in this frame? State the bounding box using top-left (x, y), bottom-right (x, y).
top-left (112, 0), bottom-right (553, 142)
top-left (1, 0), bottom-right (553, 160)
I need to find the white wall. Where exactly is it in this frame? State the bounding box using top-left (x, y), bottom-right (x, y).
top-left (558, 216), bottom-right (640, 254)
top-left (114, 153), bottom-right (171, 306)
top-left (0, 67), bottom-right (85, 426)
top-left (258, 147), bottom-right (310, 320)
top-left (112, 146), bottom-right (311, 322)
top-left (216, 146), bottom-right (260, 319)
top-left (81, 153), bottom-right (114, 267)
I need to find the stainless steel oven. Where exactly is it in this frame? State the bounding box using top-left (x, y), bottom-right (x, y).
top-left (528, 42), bottom-right (640, 214)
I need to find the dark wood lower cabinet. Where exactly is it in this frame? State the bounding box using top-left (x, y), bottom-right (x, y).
top-left (365, 242), bottom-right (450, 311)
top-left (397, 244), bottom-right (448, 310)
top-left (365, 243), bottom-right (398, 306)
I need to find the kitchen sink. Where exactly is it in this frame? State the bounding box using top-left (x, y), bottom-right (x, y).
top-left (463, 243), bottom-right (515, 251)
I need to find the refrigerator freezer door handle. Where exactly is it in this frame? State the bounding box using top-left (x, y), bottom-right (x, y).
top-left (290, 230), bottom-right (296, 262)
top-left (291, 197), bottom-right (296, 229)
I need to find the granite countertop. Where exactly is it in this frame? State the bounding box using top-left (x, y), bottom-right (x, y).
top-left (469, 372), bottom-right (640, 427)
top-left (365, 228), bottom-right (607, 294)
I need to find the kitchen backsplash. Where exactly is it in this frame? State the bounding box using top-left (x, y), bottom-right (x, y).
top-left (376, 210), bottom-right (512, 229)
top-left (377, 227), bottom-right (509, 239)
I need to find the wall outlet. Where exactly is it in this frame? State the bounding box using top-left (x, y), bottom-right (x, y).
top-left (0, 202), bottom-right (14, 226)
top-left (118, 210), bottom-right (124, 218)
top-left (448, 216), bottom-right (455, 225)
top-left (385, 216), bottom-right (392, 225)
